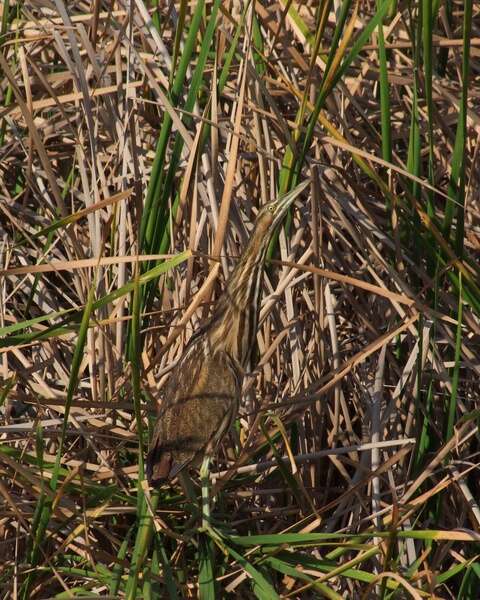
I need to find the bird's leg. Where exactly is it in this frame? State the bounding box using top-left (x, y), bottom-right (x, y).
top-left (199, 455), bottom-right (211, 529)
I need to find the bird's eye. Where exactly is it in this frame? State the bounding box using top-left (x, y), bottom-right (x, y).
top-left (268, 205), bottom-right (275, 213)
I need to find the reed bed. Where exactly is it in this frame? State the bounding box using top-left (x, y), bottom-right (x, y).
top-left (0, 1), bottom-right (479, 598)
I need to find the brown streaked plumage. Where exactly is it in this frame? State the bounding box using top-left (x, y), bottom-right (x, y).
top-left (146, 179), bottom-right (310, 486)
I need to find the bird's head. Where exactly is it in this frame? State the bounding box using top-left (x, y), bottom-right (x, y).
top-left (254, 178), bottom-right (311, 236)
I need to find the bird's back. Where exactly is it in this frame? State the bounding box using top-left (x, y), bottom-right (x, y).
top-left (146, 336), bottom-right (242, 484)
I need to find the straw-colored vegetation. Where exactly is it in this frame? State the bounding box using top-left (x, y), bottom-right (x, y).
top-left (0, 0), bottom-right (479, 597)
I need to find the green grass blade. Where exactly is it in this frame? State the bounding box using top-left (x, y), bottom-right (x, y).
top-left (376, 0), bottom-right (392, 165)
top-left (140, 0), bottom-right (206, 252)
top-left (21, 273), bottom-right (97, 598)
top-left (130, 267), bottom-right (145, 487)
top-left (222, 543), bottom-right (280, 600)
top-left (422, 0), bottom-right (435, 220)
top-left (124, 491), bottom-right (160, 600)
top-left (264, 556), bottom-right (342, 599)
top-left (109, 524), bottom-right (135, 596)
top-left (0, 251), bottom-right (190, 347)
top-left (154, 534), bottom-right (179, 599)
top-left (51, 278), bottom-right (96, 490)
top-left (446, 274), bottom-right (463, 440)
top-left (156, 0), bottom-right (221, 253)
top-left (451, 0), bottom-right (472, 259)
top-left (199, 535), bottom-right (217, 600)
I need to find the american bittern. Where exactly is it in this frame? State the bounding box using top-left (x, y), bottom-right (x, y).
top-left (146, 179), bottom-right (310, 511)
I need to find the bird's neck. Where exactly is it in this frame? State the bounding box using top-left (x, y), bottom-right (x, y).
top-left (207, 231), bottom-right (268, 367)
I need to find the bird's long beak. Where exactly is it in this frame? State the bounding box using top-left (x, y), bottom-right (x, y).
top-left (275, 178), bottom-right (311, 216)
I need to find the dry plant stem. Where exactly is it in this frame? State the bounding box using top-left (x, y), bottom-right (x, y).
top-left (371, 346), bottom-right (386, 530)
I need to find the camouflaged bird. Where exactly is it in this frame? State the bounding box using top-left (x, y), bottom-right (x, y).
top-left (146, 180), bottom-right (310, 485)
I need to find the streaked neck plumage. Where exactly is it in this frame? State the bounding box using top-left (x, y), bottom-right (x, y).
top-left (199, 179), bottom-right (310, 368)
top-left (207, 218), bottom-right (272, 368)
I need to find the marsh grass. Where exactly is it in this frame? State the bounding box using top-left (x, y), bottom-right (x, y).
top-left (0, 0), bottom-right (479, 597)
